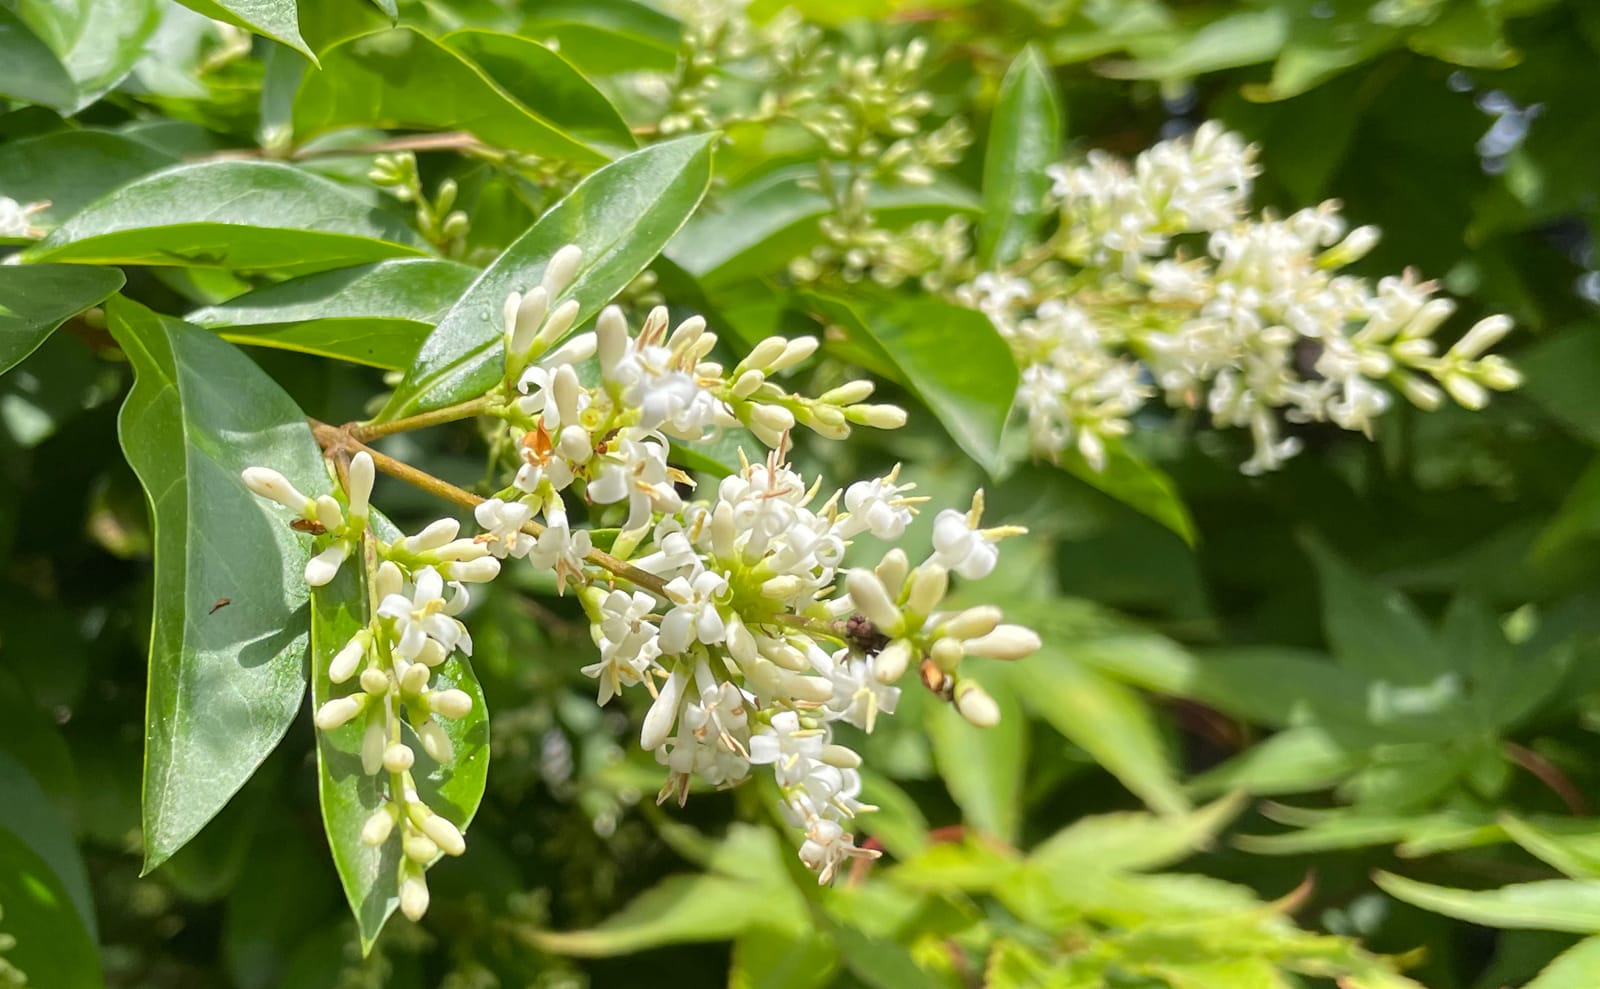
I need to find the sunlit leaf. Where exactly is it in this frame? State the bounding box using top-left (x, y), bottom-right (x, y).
top-left (1376, 872), bottom-right (1600, 933)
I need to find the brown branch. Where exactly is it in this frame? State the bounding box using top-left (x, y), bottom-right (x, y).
top-left (1504, 741), bottom-right (1588, 815)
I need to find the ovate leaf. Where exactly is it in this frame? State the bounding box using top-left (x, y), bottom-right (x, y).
top-left (0, 263), bottom-right (124, 377)
top-left (522, 0), bottom-right (681, 75)
top-left (294, 28), bottom-right (610, 164)
top-left (172, 0), bottom-right (310, 59)
top-left (188, 259), bottom-right (477, 369)
top-left (0, 826), bottom-right (102, 988)
top-left (27, 161), bottom-right (429, 275)
top-left (0, 130), bottom-right (177, 229)
top-left (1375, 873), bottom-right (1600, 934)
top-left (0, 8), bottom-right (77, 109)
top-left (379, 134), bottom-right (716, 419)
top-left (107, 297), bottom-right (325, 870)
top-left (311, 546), bottom-right (490, 951)
top-left (13, 0), bottom-right (162, 109)
top-left (979, 47), bottom-right (1061, 268)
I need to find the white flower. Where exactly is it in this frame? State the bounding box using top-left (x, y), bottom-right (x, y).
top-left (581, 590), bottom-right (662, 704)
top-left (840, 473), bottom-right (916, 539)
top-left (377, 567), bottom-right (472, 665)
top-left (798, 817), bottom-right (874, 884)
top-left (659, 570), bottom-right (730, 653)
top-left (820, 650), bottom-right (899, 732)
top-left (473, 498), bottom-right (536, 559)
top-left (748, 710), bottom-right (824, 785)
top-left (587, 434), bottom-right (681, 533)
top-left (930, 508), bottom-right (998, 580)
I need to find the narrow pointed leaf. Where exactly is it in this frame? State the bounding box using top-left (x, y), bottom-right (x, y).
top-left (379, 134), bottom-right (716, 419)
top-left (107, 297), bottom-right (325, 870)
top-left (1375, 872), bottom-right (1600, 933)
top-left (0, 264), bottom-right (124, 377)
top-left (979, 47), bottom-right (1061, 268)
top-left (27, 161), bottom-right (429, 274)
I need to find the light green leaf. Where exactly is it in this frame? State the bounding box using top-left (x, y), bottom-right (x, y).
top-left (1501, 816), bottom-right (1600, 880)
top-left (106, 297), bottom-right (324, 870)
top-left (522, 0), bottom-right (681, 75)
top-left (14, 0), bottom-right (162, 109)
top-left (1027, 794), bottom-right (1246, 878)
top-left (730, 926), bottom-right (836, 989)
top-left (523, 874), bottom-right (775, 955)
top-left (0, 8), bottom-right (77, 108)
top-left (26, 161), bottom-right (429, 275)
top-left (670, 165), bottom-right (979, 288)
top-left (0, 826), bottom-right (102, 988)
top-left (188, 259), bottom-right (478, 369)
top-left (802, 294), bottom-right (1016, 475)
top-left (979, 47), bottom-right (1061, 268)
top-left (1526, 936), bottom-right (1600, 989)
top-left (379, 134), bottom-right (716, 419)
top-left (1189, 725), bottom-right (1360, 798)
top-left (1012, 640), bottom-right (1188, 815)
top-left (172, 0), bottom-right (310, 59)
top-left (928, 668), bottom-right (1026, 842)
top-left (1375, 872), bottom-right (1600, 933)
top-left (293, 28), bottom-right (610, 164)
top-left (440, 30), bottom-right (637, 152)
top-left (0, 130), bottom-right (178, 229)
top-left (1112, 9), bottom-right (1288, 79)
top-left (0, 263), bottom-right (124, 377)
top-left (310, 545), bottom-right (490, 951)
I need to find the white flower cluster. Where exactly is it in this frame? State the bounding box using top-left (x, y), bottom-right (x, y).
top-left (244, 452), bottom-right (492, 921)
top-left (958, 122), bottom-right (1522, 474)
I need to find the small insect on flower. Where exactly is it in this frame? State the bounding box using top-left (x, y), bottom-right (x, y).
top-left (289, 518), bottom-right (328, 535)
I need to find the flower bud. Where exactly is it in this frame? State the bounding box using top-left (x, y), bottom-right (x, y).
top-left (539, 298), bottom-right (581, 347)
top-left (433, 538), bottom-right (491, 562)
top-left (1395, 375), bottom-right (1444, 411)
top-left (361, 714), bottom-right (386, 775)
top-left (846, 570), bottom-right (903, 634)
top-left (383, 743), bottom-right (415, 773)
top-left (1443, 372), bottom-right (1489, 411)
top-left (731, 369), bottom-right (766, 399)
top-left (360, 807), bottom-right (394, 846)
top-left (513, 286), bottom-right (550, 350)
top-left (763, 640), bottom-right (811, 672)
top-left (314, 495), bottom-right (345, 532)
top-left (872, 639), bottom-right (910, 683)
top-left (402, 518), bottom-right (460, 554)
top-left (314, 695), bottom-right (364, 730)
top-left (819, 379), bottom-right (875, 406)
top-left (953, 680), bottom-right (1001, 727)
top-left (1401, 299), bottom-right (1456, 340)
top-left (1451, 314), bottom-right (1513, 359)
top-left (846, 404), bottom-right (908, 429)
top-left (241, 467), bottom-right (311, 513)
top-left (821, 744), bottom-right (861, 769)
top-left (541, 244), bottom-right (584, 297)
top-left (429, 688), bottom-right (473, 719)
top-left (400, 662), bottom-right (430, 695)
top-left (1478, 356), bottom-right (1523, 391)
top-left (782, 672), bottom-right (835, 703)
top-left (400, 871), bottom-right (430, 920)
top-left (421, 813), bottom-right (467, 856)
top-left (597, 305), bottom-right (629, 374)
top-left (442, 557), bottom-right (500, 583)
top-left (403, 832), bottom-right (438, 864)
top-left (541, 329), bottom-right (595, 366)
top-left (361, 667), bottom-right (390, 695)
top-left (930, 635), bottom-right (964, 672)
top-left (942, 606), bottom-right (1002, 640)
top-left (417, 718), bottom-right (454, 763)
top-left (374, 560), bottom-right (404, 600)
top-left (750, 403), bottom-right (796, 436)
top-left (875, 549), bottom-right (909, 595)
top-left (346, 452), bottom-right (375, 520)
top-left (304, 544), bottom-right (350, 587)
top-left (772, 336), bottom-right (819, 371)
top-left (329, 629), bottom-right (371, 684)
top-left (761, 575), bottom-right (803, 600)
top-left (736, 336), bottom-right (789, 374)
top-left (963, 624), bottom-right (1042, 660)
top-left (907, 564), bottom-right (948, 615)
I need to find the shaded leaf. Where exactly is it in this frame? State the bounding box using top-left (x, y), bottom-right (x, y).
top-left (1304, 538), bottom-right (1449, 685)
top-left (0, 754), bottom-right (95, 940)
top-left (1058, 440), bottom-right (1196, 544)
top-left (0, 263), bottom-right (124, 377)
top-left (1526, 936), bottom-right (1600, 989)
top-left (0, 130), bottom-right (178, 229)
top-left (106, 297), bottom-right (324, 870)
top-left (0, 826), bottom-right (102, 988)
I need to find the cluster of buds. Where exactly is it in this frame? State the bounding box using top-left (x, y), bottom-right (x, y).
top-left (954, 122), bottom-right (1522, 474)
top-left (244, 452), bottom-right (492, 920)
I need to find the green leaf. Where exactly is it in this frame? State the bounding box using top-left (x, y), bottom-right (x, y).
top-left (670, 165), bottom-right (979, 288)
top-left (1189, 725), bottom-right (1360, 798)
top-left (1500, 816), bottom-right (1600, 880)
top-left (523, 874), bottom-right (776, 955)
top-left (979, 47), bottom-right (1061, 268)
top-left (1522, 327), bottom-right (1600, 445)
top-left (0, 130), bottom-right (178, 229)
top-left (1027, 794), bottom-right (1246, 878)
top-left (0, 826), bottom-right (102, 988)
top-left (380, 134), bottom-right (716, 419)
top-left (26, 161), bottom-right (429, 275)
top-left (13, 0), bottom-right (162, 109)
top-left (802, 294), bottom-right (1016, 475)
top-left (730, 926), bottom-right (836, 989)
top-left (1304, 538), bottom-right (1449, 685)
top-left (293, 28), bottom-right (610, 164)
top-left (440, 30), bottom-right (636, 153)
top-left (1012, 639), bottom-right (1188, 815)
top-left (928, 668), bottom-right (1026, 842)
top-left (1526, 936), bottom-right (1600, 989)
top-left (1114, 9), bottom-right (1288, 79)
top-left (311, 553), bottom-right (489, 949)
top-left (0, 8), bottom-right (77, 108)
top-left (0, 263), bottom-right (124, 377)
top-left (0, 754), bottom-right (96, 941)
top-left (172, 0), bottom-right (310, 59)
top-left (1375, 872), bottom-right (1600, 934)
top-left (1058, 440), bottom-right (1195, 544)
top-left (188, 259), bottom-right (478, 369)
top-left (521, 0), bottom-right (681, 75)
top-left (106, 297), bottom-right (325, 870)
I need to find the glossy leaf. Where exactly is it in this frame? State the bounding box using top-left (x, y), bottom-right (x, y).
top-left (380, 134), bottom-right (716, 419)
top-left (0, 130), bottom-right (177, 229)
top-left (670, 165), bottom-right (979, 288)
top-left (172, 0), bottom-right (310, 59)
top-left (1058, 440), bottom-right (1196, 545)
top-left (188, 259), bottom-right (477, 369)
top-left (0, 263), bottom-right (124, 377)
top-left (310, 544), bottom-right (490, 950)
top-left (1376, 873), bottom-right (1600, 934)
top-left (14, 0), bottom-right (162, 109)
top-left (928, 668), bottom-right (1026, 842)
top-left (440, 30), bottom-right (636, 152)
top-left (294, 28), bottom-right (609, 164)
top-left (0, 8), bottom-right (77, 109)
top-left (106, 297), bottom-right (325, 870)
top-left (522, 0), bottom-right (681, 75)
top-left (27, 161), bottom-right (429, 274)
top-left (979, 47), bottom-right (1061, 268)
top-left (0, 826), bottom-right (102, 988)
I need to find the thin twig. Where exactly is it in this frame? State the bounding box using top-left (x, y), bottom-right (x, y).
top-left (348, 394), bottom-right (499, 442)
top-left (1504, 741), bottom-right (1588, 815)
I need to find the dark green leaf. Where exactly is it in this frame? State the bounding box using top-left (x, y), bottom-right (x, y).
top-left (0, 8), bottom-right (77, 109)
top-left (311, 548), bottom-right (490, 950)
top-left (293, 28), bottom-right (610, 164)
top-left (0, 754), bottom-right (96, 940)
top-left (1375, 872), bottom-right (1600, 934)
top-left (172, 0), bottom-right (311, 59)
top-left (26, 160), bottom-right (429, 274)
top-left (1058, 440), bottom-right (1196, 544)
top-left (0, 826), bottom-right (102, 988)
top-left (0, 130), bottom-right (178, 229)
top-left (14, 0), bottom-right (162, 109)
top-left (106, 297), bottom-right (324, 870)
top-left (188, 258), bottom-right (478, 369)
top-left (1304, 538), bottom-right (1450, 685)
top-left (379, 134), bottom-right (716, 419)
top-left (0, 263), bottom-right (124, 377)
top-left (440, 30), bottom-right (636, 152)
top-left (979, 47), bottom-right (1061, 268)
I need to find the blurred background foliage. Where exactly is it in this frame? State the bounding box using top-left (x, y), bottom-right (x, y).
top-left (6, 0), bottom-right (1600, 986)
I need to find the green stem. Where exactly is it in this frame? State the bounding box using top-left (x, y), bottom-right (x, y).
top-left (350, 394), bottom-right (499, 442)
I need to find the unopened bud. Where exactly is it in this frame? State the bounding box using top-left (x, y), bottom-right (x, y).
top-left (953, 680), bottom-right (1001, 727)
top-left (846, 404), bottom-right (908, 429)
top-left (1478, 356), bottom-right (1523, 391)
top-left (963, 624), bottom-right (1041, 660)
top-left (361, 667), bottom-right (390, 695)
top-left (417, 718), bottom-right (454, 763)
top-left (241, 467), bottom-right (312, 513)
top-left (930, 636), bottom-right (964, 672)
top-left (846, 570), bottom-right (903, 634)
top-left (875, 549), bottom-right (909, 595)
top-left (383, 743), bottom-right (415, 773)
top-left (399, 871), bottom-right (430, 920)
top-left (1451, 315), bottom-right (1513, 359)
top-left (821, 744), bottom-right (861, 769)
top-left (942, 606), bottom-right (1002, 640)
top-left (772, 336), bottom-right (819, 371)
top-left (314, 695), bottom-right (364, 730)
top-left (541, 244), bottom-right (584, 297)
top-left (819, 379), bottom-right (875, 405)
top-left (403, 832), bottom-right (438, 864)
top-left (314, 495), bottom-right (345, 531)
top-left (361, 714), bottom-right (386, 775)
top-left (750, 403), bottom-right (796, 435)
top-left (907, 564), bottom-right (948, 615)
top-left (442, 557), bottom-right (500, 583)
top-left (872, 639), bottom-right (911, 683)
top-left (1444, 373), bottom-right (1489, 410)
top-left (329, 629), bottom-right (371, 684)
top-left (421, 814), bottom-right (466, 856)
top-left (1395, 375), bottom-right (1444, 411)
top-left (737, 336), bottom-right (789, 374)
top-left (400, 662), bottom-right (430, 695)
top-left (731, 369), bottom-right (766, 399)
top-left (539, 298), bottom-right (581, 347)
top-left (597, 305), bottom-right (628, 374)
top-left (346, 452), bottom-right (374, 520)
top-left (360, 808), bottom-right (394, 846)
top-left (402, 518), bottom-right (461, 553)
top-left (429, 688), bottom-right (473, 719)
